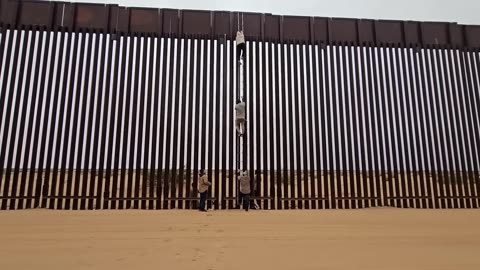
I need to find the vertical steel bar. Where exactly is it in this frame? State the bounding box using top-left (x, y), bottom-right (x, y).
top-left (228, 37), bottom-right (235, 209)
top-left (129, 33), bottom-right (141, 209)
top-left (471, 49), bottom-right (480, 206)
top-left (100, 33), bottom-right (116, 209)
top-left (51, 29), bottom-right (74, 210)
top-left (346, 43), bottom-right (359, 208)
top-left (150, 34), bottom-right (161, 209)
top-left (435, 47), bottom-right (454, 208)
top-left (214, 38), bottom-right (221, 209)
top-left (145, 34), bottom-right (156, 209)
top-left (454, 48), bottom-right (473, 208)
top-left (342, 43), bottom-right (353, 209)
top-left (299, 41), bottom-right (309, 209)
top-left (286, 41), bottom-right (295, 209)
top-left (112, 34), bottom-right (128, 209)
top-left (1, 28), bottom-right (25, 209)
top-left (13, 27), bottom-right (39, 209)
top-left (185, 36), bottom-right (195, 209)
top-left (319, 44), bottom-right (330, 209)
top-left (327, 43), bottom-right (336, 209)
top-left (89, 31), bottom-right (108, 210)
top-left (120, 34), bottom-right (135, 209)
top-left (464, 49), bottom-right (480, 208)
top-left (177, 37), bottom-right (189, 209)
top-left (0, 28), bottom-right (17, 149)
top-left (61, 30), bottom-right (81, 210)
top-left (75, 29), bottom-right (95, 210)
top-left (337, 42), bottom-right (351, 209)
top-left (424, 46), bottom-right (443, 209)
top-left (274, 41), bottom-right (282, 209)
top-left (137, 34), bottom-right (148, 209)
top-left (268, 40), bottom-right (276, 209)
top-left (221, 36), bottom-right (228, 209)
top-left (390, 45), bottom-right (406, 208)
top-left (198, 36), bottom-right (208, 207)
top-left (261, 40), bottom-right (269, 208)
top-left (292, 40), bottom-right (303, 209)
top-left (353, 43), bottom-right (373, 208)
top-left (40, 29), bottom-right (61, 209)
top-left (246, 39), bottom-right (254, 208)
top-left (191, 36), bottom-right (202, 209)
top-left (163, 35), bottom-right (176, 209)
top-left (30, 28), bottom-right (52, 209)
top-left (81, 30), bottom-right (101, 209)
top-left (397, 46), bottom-right (414, 208)
top-left (0, 26), bottom-right (10, 89)
top-left (333, 43), bottom-right (343, 209)
top-left (407, 47), bottom-right (425, 208)
top-left (311, 42), bottom-right (323, 209)
top-left (18, 27), bottom-right (43, 209)
top-left (418, 48), bottom-right (436, 208)
top-left (280, 42), bottom-right (289, 209)
top-left (460, 48), bottom-right (479, 208)
top-left (451, 49), bottom-right (469, 208)
top-left (378, 46), bottom-right (391, 206)
top-left (354, 45), bottom-right (367, 208)
top-left (157, 35), bottom-right (169, 209)
top-left (6, 27), bottom-right (31, 209)
top-left (170, 37), bottom-right (182, 209)
top-left (293, 41), bottom-right (303, 208)
top-left (442, 48), bottom-right (461, 208)
top-left (370, 45), bottom-right (384, 207)
top-left (381, 45), bottom-right (394, 207)
top-left (206, 38), bottom-right (215, 210)
top-left (428, 46), bottom-right (447, 209)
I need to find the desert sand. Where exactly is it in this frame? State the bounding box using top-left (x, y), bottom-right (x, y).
top-left (1, 208), bottom-right (480, 270)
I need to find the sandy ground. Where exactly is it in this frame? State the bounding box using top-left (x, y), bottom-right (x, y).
top-left (1, 209), bottom-right (480, 270)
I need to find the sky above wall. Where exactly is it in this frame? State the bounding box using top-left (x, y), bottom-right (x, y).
top-left (69, 0), bottom-right (480, 25)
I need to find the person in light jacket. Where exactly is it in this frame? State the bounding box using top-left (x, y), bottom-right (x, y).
top-left (198, 170), bottom-right (211, 212)
top-left (235, 99), bottom-right (246, 136)
top-left (238, 170), bottom-right (251, 211)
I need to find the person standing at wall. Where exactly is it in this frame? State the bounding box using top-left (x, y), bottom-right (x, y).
top-left (238, 170), bottom-right (251, 211)
top-left (198, 170), bottom-right (211, 212)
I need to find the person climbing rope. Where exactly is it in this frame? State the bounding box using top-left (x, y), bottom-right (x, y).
top-left (236, 30), bottom-right (245, 59)
top-left (235, 98), bottom-right (246, 136)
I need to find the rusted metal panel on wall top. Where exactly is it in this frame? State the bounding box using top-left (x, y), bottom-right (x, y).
top-left (328, 18), bottom-right (358, 44)
top-left (1, 0), bottom-right (480, 48)
top-left (264, 14), bottom-right (280, 41)
top-left (421, 22), bottom-right (450, 47)
top-left (403, 21), bottom-right (420, 46)
top-left (130, 7), bottom-right (161, 34)
top-left (283, 15), bottom-right (310, 41)
top-left (18, 1), bottom-right (54, 28)
top-left (465, 25), bottom-right (480, 48)
top-left (213, 11), bottom-right (230, 37)
top-left (183, 9), bottom-right (210, 36)
top-left (374, 20), bottom-right (403, 45)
